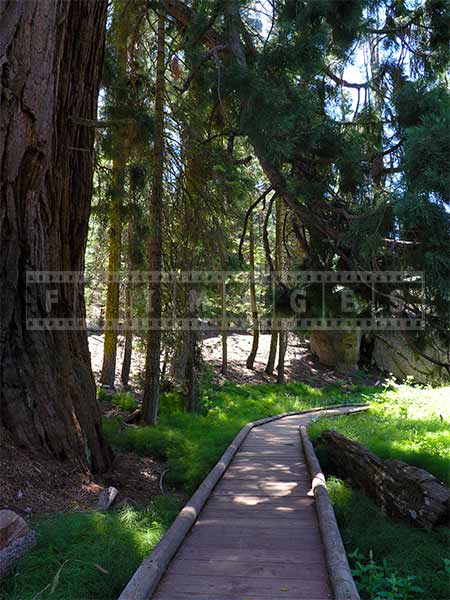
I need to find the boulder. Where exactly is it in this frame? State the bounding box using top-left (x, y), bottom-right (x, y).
top-left (373, 332), bottom-right (449, 385)
top-left (0, 510), bottom-right (36, 577)
top-left (310, 331), bottom-right (361, 373)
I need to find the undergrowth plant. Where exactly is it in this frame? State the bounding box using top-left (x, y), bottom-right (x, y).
top-left (327, 477), bottom-right (449, 600)
top-left (349, 549), bottom-right (424, 599)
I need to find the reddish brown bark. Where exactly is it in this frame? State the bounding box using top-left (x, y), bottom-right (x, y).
top-left (0, 0), bottom-right (112, 471)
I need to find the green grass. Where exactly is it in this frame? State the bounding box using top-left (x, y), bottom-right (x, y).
top-left (97, 388), bottom-right (139, 412)
top-left (1, 497), bottom-right (179, 600)
top-left (4, 381), bottom-right (449, 600)
top-left (328, 478), bottom-right (449, 599)
top-left (103, 381), bottom-right (372, 493)
top-left (308, 383), bottom-right (450, 485)
top-left (307, 383), bottom-right (450, 599)
top-left (111, 391), bottom-right (139, 412)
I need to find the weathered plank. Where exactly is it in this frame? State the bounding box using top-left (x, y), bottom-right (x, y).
top-left (213, 478), bottom-right (311, 496)
top-left (204, 494), bottom-right (316, 510)
top-left (183, 527), bottom-right (323, 549)
top-left (154, 573), bottom-right (332, 598)
top-left (167, 558), bottom-right (326, 579)
top-left (173, 545), bottom-right (327, 564)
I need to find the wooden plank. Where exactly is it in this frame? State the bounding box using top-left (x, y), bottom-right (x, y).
top-left (200, 507), bottom-right (317, 522)
top-left (204, 494), bottom-right (316, 511)
top-left (225, 460), bottom-right (306, 468)
top-left (237, 450), bottom-right (303, 458)
top-left (192, 519), bottom-right (321, 536)
top-left (213, 479), bottom-right (311, 496)
top-left (154, 573), bottom-right (332, 598)
top-left (154, 594), bottom-right (322, 600)
top-left (173, 544), bottom-right (327, 564)
top-left (222, 470), bottom-right (309, 481)
top-left (166, 558), bottom-right (326, 579)
top-left (182, 529), bottom-right (323, 550)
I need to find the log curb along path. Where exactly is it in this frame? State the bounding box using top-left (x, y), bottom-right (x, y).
top-left (300, 426), bottom-right (359, 599)
top-left (119, 403), bottom-right (369, 600)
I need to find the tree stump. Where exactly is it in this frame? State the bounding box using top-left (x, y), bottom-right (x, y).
top-left (0, 510), bottom-right (36, 578)
top-left (97, 486), bottom-right (119, 511)
top-left (317, 431), bottom-right (450, 529)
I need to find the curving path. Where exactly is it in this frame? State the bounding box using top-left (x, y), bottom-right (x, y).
top-left (148, 405), bottom-right (366, 600)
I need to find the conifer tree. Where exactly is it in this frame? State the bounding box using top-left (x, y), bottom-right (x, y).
top-left (100, 4), bottom-right (132, 388)
top-left (142, 8), bottom-right (166, 424)
top-left (161, 0), bottom-right (450, 365)
top-left (0, 0), bottom-right (112, 470)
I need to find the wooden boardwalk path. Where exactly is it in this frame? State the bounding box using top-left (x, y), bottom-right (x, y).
top-left (151, 407), bottom-right (361, 600)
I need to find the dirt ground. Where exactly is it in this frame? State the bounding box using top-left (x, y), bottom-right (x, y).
top-left (202, 332), bottom-right (377, 386)
top-left (89, 332), bottom-right (378, 389)
top-left (0, 424), bottom-right (164, 518)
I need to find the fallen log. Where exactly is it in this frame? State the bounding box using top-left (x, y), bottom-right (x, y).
top-left (317, 431), bottom-right (450, 529)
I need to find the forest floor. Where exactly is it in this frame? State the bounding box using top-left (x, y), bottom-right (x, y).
top-left (89, 331), bottom-right (380, 389)
top-left (1, 333), bottom-right (377, 517)
top-left (0, 428), bottom-right (164, 517)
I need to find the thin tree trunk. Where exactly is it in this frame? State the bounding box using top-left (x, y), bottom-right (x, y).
top-left (220, 281), bottom-right (228, 375)
top-left (276, 197), bottom-right (288, 383)
top-left (266, 197), bottom-right (283, 375)
top-left (186, 329), bottom-right (199, 412)
top-left (100, 160), bottom-right (123, 388)
top-left (246, 216), bottom-right (259, 369)
top-left (121, 223), bottom-right (133, 389)
top-left (0, 0), bottom-right (112, 471)
top-left (266, 330), bottom-right (278, 374)
top-left (142, 9), bottom-right (165, 425)
top-left (277, 329), bottom-right (287, 384)
top-left (100, 10), bottom-right (129, 388)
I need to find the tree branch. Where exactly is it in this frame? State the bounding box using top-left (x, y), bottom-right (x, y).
top-left (238, 187), bottom-right (273, 263)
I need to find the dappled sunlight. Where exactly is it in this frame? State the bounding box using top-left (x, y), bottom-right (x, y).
top-left (104, 380), bottom-right (374, 493)
top-left (308, 384), bottom-right (450, 486)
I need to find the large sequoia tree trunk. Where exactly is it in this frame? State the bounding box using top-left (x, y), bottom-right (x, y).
top-left (317, 431), bottom-right (450, 529)
top-left (0, 0), bottom-right (112, 471)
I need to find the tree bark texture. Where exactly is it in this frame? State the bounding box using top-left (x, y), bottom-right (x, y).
top-left (142, 8), bottom-right (165, 425)
top-left (277, 329), bottom-right (287, 384)
top-left (266, 197), bottom-right (283, 375)
top-left (100, 157), bottom-right (123, 388)
top-left (220, 281), bottom-right (228, 375)
top-left (0, 0), bottom-right (112, 471)
top-left (100, 8), bottom-right (132, 388)
top-left (317, 431), bottom-right (450, 529)
top-left (246, 216), bottom-right (259, 369)
top-left (120, 224), bottom-right (134, 389)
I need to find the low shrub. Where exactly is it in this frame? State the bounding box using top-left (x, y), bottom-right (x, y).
top-left (327, 477), bottom-right (449, 600)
